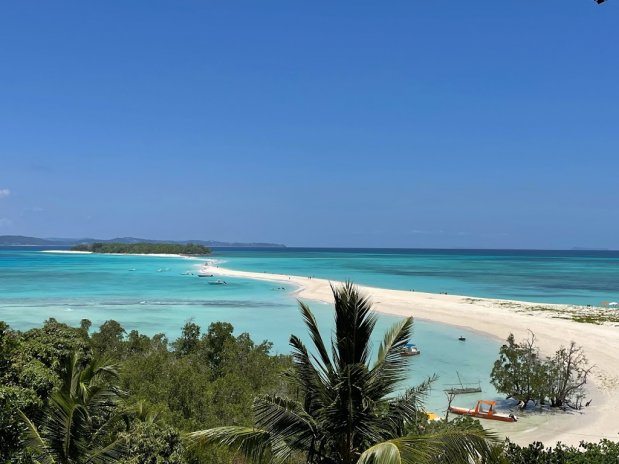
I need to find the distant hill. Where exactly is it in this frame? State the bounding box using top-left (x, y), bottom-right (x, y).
top-left (0, 235), bottom-right (286, 248)
top-left (0, 235), bottom-right (55, 246)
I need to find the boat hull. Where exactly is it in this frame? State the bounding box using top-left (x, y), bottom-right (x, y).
top-left (448, 406), bottom-right (516, 422)
top-left (444, 387), bottom-right (482, 395)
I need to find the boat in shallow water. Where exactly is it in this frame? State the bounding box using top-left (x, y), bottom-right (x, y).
top-left (449, 400), bottom-right (517, 422)
top-left (444, 372), bottom-right (482, 395)
top-left (400, 343), bottom-right (421, 356)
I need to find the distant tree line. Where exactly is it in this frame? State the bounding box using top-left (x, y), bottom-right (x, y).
top-left (71, 242), bottom-right (211, 255)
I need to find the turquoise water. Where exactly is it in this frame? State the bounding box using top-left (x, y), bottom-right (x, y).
top-left (5, 247), bottom-right (618, 413)
top-left (213, 248), bottom-right (619, 306)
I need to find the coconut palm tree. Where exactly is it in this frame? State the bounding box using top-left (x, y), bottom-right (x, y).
top-left (190, 282), bottom-right (495, 464)
top-left (20, 354), bottom-right (126, 464)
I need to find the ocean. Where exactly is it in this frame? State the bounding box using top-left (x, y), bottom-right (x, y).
top-left (215, 248), bottom-right (619, 306)
top-left (1, 247), bottom-right (618, 413)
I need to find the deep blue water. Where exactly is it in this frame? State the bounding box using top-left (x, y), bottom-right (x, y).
top-left (213, 247), bottom-right (619, 306)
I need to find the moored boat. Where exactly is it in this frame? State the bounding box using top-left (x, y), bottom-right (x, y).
top-left (400, 343), bottom-right (420, 356)
top-left (449, 400), bottom-right (517, 422)
top-left (444, 372), bottom-right (482, 395)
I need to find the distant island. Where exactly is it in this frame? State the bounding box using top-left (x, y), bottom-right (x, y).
top-left (71, 242), bottom-right (211, 255)
top-left (0, 235), bottom-right (286, 248)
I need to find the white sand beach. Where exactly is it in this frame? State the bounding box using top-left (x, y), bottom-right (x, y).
top-left (41, 250), bottom-right (94, 254)
top-left (201, 263), bottom-right (619, 446)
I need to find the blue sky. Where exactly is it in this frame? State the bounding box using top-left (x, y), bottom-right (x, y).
top-left (1, 1), bottom-right (617, 248)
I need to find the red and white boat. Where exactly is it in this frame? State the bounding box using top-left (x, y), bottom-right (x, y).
top-left (449, 400), bottom-right (517, 422)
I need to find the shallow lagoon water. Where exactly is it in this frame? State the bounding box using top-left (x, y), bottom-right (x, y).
top-left (0, 247), bottom-right (531, 413)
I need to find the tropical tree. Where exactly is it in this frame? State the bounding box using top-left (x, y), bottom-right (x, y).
top-left (490, 333), bottom-right (592, 409)
top-left (190, 282), bottom-right (495, 464)
top-left (20, 353), bottom-right (127, 464)
top-left (490, 333), bottom-right (546, 408)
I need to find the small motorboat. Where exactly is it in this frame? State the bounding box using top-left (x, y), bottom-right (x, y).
top-left (449, 400), bottom-right (517, 422)
top-left (458, 336), bottom-right (466, 341)
top-left (208, 280), bottom-right (227, 285)
top-left (198, 273), bottom-right (213, 277)
top-left (400, 343), bottom-right (421, 356)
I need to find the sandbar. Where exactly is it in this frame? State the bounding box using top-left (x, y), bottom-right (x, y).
top-left (201, 263), bottom-right (619, 446)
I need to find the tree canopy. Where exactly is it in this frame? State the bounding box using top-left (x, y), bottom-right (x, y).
top-left (490, 333), bottom-right (592, 409)
top-left (71, 242), bottom-right (211, 255)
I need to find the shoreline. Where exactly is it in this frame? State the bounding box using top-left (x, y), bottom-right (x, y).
top-left (201, 263), bottom-right (619, 446)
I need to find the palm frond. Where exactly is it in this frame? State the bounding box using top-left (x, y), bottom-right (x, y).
top-left (332, 282), bottom-right (377, 369)
top-left (47, 394), bottom-right (91, 462)
top-left (367, 317), bottom-right (414, 400)
top-left (419, 424), bottom-right (498, 463)
top-left (320, 363), bottom-right (388, 446)
top-left (298, 301), bottom-right (334, 375)
top-left (83, 438), bottom-right (127, 464)
top-left (375, 317), bottom-right (413, 367)
top-left (289, 335), bottom-right (328, 413)
top-left (254, 394), bottom-right (316, 438)
top-left (357, 441), bottom-right (403, 464)
top-left (360, 426), bottom-right (497, 464)
top-left (399, 375), bottom-right (435, 412)
top-left (18, 409), bottom-right (57, 464)
top-left (20, 353), bottom-right (128, 464)
top-left (188, 426), bottom-right (276, 464)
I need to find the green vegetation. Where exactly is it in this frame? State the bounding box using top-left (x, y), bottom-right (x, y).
top-left (0, 287), bottom-right (612, 464)
top-left (20, 355), bottom-right (126, 463)
top-left (71, 242), bottom-right (211, 255)
top-left (500, 439), bottom-right (619, 463)
top-left (191, 282), bottom-right (495, 464)
top-left (0, 318), bottom-right (289, 463)
top-left (490, 333), bottom-right (592, 409)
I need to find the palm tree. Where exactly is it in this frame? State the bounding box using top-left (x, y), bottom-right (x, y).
top-left (20, 353), bottom-right (126, 464)
top-left (190, 282), bottom-right (495, 464)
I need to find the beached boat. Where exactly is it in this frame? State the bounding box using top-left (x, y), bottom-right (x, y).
top-left (449, 400), bottom-right (517, 422)
top-left (400, 343), bottom-right (420, 356)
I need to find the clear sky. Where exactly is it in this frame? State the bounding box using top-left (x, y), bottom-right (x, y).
top-left (1, 1), bottom-right (617, 248)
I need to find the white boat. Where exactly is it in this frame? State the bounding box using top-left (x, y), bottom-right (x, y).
top-left (400, 343), bottom-right (420, 356)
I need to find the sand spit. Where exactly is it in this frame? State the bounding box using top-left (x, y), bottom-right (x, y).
top-left (201, 263), bottom-right (619, 446)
